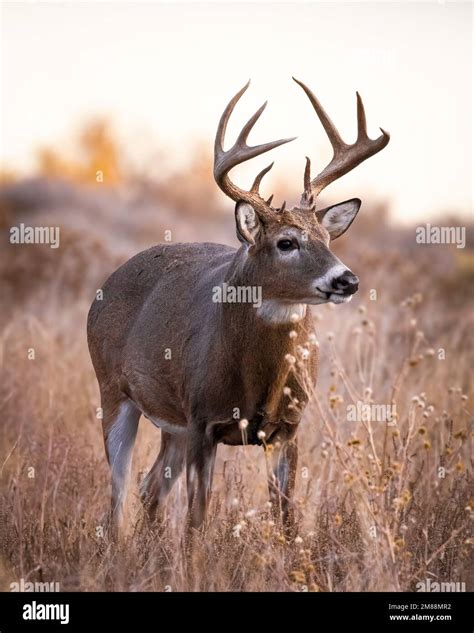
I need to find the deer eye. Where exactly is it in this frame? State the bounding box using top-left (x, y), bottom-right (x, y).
top-left (277, 238), bottom-right (297, 252)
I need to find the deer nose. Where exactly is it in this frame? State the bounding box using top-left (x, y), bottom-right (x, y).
top-left (331, 270), bottom-right (359, 295)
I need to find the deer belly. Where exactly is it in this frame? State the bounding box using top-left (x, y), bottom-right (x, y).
top-left (132, 400), bottom-right (188, 436)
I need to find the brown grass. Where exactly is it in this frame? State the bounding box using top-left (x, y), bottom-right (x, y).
top-left (0, 140), bottom-right (472, 592)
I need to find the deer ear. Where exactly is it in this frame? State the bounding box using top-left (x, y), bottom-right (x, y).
top-left (316, 198), bottom-right (361, 240)
top-left (235, 201), bottom-right (261, 245)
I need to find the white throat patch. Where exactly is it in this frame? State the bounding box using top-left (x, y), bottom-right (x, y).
top-left (256, 300), bottom-right (307, 325)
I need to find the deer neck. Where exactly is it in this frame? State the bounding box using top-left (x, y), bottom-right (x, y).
top-left (222, 245), bottom-right (307, 324)
top-left (217, 246), bottom-right (310, 352)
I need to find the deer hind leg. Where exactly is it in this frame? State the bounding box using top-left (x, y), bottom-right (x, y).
top-left (186, 431), bottom-right (217, 533)
top-left (140, 432), bottom-right (186, 523)
top-left (265, 436), bottom-right (298, 538)
top-left (102, 397), bottom-right (140, 534)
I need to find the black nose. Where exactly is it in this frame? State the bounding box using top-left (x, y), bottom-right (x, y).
top-left (332, 270), bottom-right (359, 295)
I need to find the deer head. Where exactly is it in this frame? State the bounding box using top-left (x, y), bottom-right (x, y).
top-left (214, 79), bottom-right (390, 317)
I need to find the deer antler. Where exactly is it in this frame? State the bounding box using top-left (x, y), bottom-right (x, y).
top-left (293, 78), bottom-right (390, 202)
top-left (214, 81), bottom-right (296, 215)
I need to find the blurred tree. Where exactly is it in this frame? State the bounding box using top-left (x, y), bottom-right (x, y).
top-left (79, 120), bottom-right (122, 185)
top-left (37, 119), bottom-right (122, 185)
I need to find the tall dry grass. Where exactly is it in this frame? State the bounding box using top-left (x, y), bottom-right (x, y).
top-left (0, 129), bottom-right (472, 592)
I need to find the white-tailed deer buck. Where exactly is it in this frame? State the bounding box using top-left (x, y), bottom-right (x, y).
top-left (87, 78), bottom-right (389, 536)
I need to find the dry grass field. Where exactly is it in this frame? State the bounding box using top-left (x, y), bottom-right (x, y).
top-left (0, 128), bottom-right (472, 593)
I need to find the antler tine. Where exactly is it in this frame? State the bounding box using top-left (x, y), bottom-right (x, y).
top-left (251, 162), bottom-right (274, 193)
top-left (214, 82), bottom-right (296, 211)
top-left (292, 77), bottom-right (346, 153)
top-left (300, 156), bottom-right (315, 210)
top-left (293, 77), bottom-right (390, 198)
top-left (303, 156), bottom-right (311, 193)
top-left (356, 92), bottom-right (368, 141)
top-left (236, 101), bottom-right (268, 146)
top-left (214, 80), bottom-right (250, 157)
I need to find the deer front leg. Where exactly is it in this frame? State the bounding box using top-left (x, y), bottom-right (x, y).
top-left (265, 437), bottom-right (298, 538)
top-left (186, 430), bottom-right (217, 533)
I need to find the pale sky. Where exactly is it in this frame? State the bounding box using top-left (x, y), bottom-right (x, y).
top-left (0, 1), bottom-right (472, 222)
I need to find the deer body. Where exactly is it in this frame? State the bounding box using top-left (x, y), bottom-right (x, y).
top-left (87, 78), bottom-right (389, 535)
top-left (88, 241), bottom-right (316, 528)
